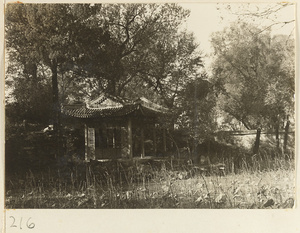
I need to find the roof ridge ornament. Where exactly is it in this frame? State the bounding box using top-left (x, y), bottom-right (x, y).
top-left (87, 93), bottom-right (123, 109)
top-left (62, 94), bottom-right (169, 118)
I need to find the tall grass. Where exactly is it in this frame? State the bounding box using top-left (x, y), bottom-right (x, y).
top-left (5, 151), bottom-right (295, 209)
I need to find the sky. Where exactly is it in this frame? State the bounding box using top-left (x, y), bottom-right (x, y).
top-left (178, 3), bottom-right (295, 69)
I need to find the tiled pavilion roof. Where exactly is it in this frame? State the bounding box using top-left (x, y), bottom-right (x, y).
top-left (62, 94), bottom-right (168, 119)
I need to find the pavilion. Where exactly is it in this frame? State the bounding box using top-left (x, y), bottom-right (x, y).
top-left (62, 94), bottom-right (169, 161)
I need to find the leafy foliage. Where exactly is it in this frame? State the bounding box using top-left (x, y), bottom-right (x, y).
top-left (175, 74), bottom-right (216, 148)
top-left (210, 21), bottom-right (294, 130)
top-left (5, 3), bottom-right (202, 115)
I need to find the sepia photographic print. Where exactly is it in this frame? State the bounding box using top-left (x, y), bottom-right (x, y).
top-left (2, 0), bottom-right (297, 217)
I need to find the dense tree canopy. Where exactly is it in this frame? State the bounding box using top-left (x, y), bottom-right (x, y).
top-left (65, 4), bottom-right (202, 107)
top-left (210, 22), bottom-right (294, 131)
top-left (5, 4), bottom-right (109, 128)
top-left (5, 3), bottom-right (295, 160)
top-left (5, 3), bottom-right (203, 125)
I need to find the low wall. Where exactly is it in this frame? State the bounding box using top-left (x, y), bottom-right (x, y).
top-left (217, 130), bottom-right (295, 151)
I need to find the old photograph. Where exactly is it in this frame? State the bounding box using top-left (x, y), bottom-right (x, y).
top-left (4, 2), bottom-right (295, 209)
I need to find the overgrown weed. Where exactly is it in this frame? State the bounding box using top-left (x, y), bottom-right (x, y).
top-left (5, 152), bottom-right (295, 209)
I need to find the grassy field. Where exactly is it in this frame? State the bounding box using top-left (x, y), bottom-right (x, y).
top-left (5, 156), bottom-right (295, 209)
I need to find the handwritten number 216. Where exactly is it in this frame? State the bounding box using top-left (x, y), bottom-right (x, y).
top-left (9, 216), bottom-right (35, 229)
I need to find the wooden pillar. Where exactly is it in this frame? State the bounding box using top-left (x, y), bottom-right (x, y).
top-left (88, 127), bottom-right (96, 160)
top-left (84, 124), bottom-right (88, 161)
top-left (153, 125), bottom-right (157, 155)
top-left (84, 124), bottom-right (96, 161)
top-left (127, 118), bottom-right (133, 158)
top-left (163, 128), bottom-right (167, 153)
top-left (141, 127), bottom-right (145, 158)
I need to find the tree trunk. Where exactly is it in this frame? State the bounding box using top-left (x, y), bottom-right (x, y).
top-left (283, 118), bottom-right (290, 154)
top-left (253, 127), bottom-right (261, 154)
top-left (275, 122), bottom-right (280, 149)
top-left (51, 61), bottom-right (61, 158)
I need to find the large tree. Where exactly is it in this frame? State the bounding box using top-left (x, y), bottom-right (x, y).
top-left (5, 4), bottom-right (109, 131)
top-left (37, 3), bottom-right (203, 109)
top-left (210, 21), bottom-right (294, 151)
top-left (5, 4), bottom-right (111, 158)
top-left (6, 3), bottom-right (205, 159)
top-left (68, 3), bottom-right (201, 104)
